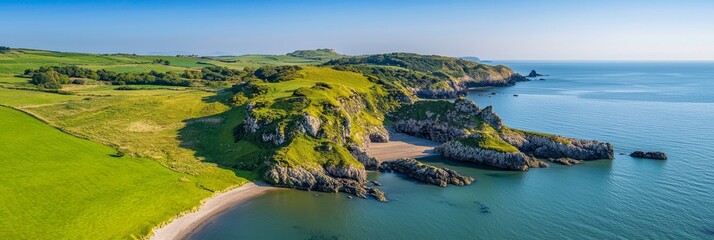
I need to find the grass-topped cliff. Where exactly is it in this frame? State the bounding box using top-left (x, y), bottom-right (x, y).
top-left (228, 66), bottom-right (399, 200)
top-left (326, 53), bottom-right (527, 98)
top-left (389, 99), bottom-right (614, 170)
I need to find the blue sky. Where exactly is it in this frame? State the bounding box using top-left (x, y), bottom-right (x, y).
top-left (1, 0), bottom-right (713, 60)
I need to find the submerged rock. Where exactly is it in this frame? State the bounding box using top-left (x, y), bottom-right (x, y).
top-left (368, 188), bottom-right (388, 202)
top-left (379, 158), bottom-right (473, 187)
top-left (547, 158), bottom-right (583, 165)
top-left (630, 151), bottom-right (667, 160)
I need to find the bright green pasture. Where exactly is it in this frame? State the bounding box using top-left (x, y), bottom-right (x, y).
top-left (0, 87), bottom-right (85, 107)
top-left (259, 66), bottom-right (376, 100)
top-left (0, 106), bottom-right (213, 239)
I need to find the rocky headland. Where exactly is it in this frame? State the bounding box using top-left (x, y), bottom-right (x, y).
top-left (389, 98), bottom-right (614, 171)
top-left (227, 53), bottom-right (613, 201)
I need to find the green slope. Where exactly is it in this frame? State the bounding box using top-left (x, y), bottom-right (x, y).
top-left (0, 107), bottom-right (214, 239)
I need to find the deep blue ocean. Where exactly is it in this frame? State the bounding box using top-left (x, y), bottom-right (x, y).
top-left (190, 61), bottom-right (714, 239)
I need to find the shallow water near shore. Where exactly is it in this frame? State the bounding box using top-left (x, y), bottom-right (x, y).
top-left (190, 61), bottom-right (714, 239)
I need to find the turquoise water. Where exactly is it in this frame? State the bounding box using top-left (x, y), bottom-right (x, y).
top-left (191, 62), bottom-right (714, 239)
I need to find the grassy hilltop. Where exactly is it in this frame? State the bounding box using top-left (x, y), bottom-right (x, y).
top-left (0, 47), bottom-right (527, 238)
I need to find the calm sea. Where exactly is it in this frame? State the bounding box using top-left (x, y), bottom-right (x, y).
top-left (190, 61), bottom-right (714, 239)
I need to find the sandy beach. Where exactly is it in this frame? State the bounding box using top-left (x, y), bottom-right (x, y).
top-left (366, 132), bottom-right (440, 161)
top-left (151, 182), bottom-right (277, 240)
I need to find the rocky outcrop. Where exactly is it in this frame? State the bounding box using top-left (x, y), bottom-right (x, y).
top-left (296, 113), bottom-right (322, 137)
top-left (237, 114), bottom-right (286, 145)
top-left (500, 131), bottom-right (614, 160)
top-left (416, 88), bottom-right (467, 99)
top-left (527, 70), bottom-right (544, 78)
top-left (547, 158), bottom-right (583, 165)
top-left (367, 127), bottom-right (389, 143)
top-left (391, 118), bottom-right (469, 143)
top-left (477, 106), bottom-right (504, 130)
top-left (265, 164), bottom-right (387, 202)
top-left (630, 151), bottom-right (667, 160)
top-left (379, 158), bottom-right (473, 187)
top-left (391, 99), bottom-right (487, 143)
top-left (435, 139), bottom-right (548, 171)
top-left (349, 145), bottom-right (380, 170)
top-left (390, 98), bottom-right (613, 171)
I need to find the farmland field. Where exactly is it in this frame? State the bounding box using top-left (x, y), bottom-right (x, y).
top-left (0, 106), bottom-right (215, 239)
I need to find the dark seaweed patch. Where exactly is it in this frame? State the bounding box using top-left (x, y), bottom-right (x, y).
top-left (474, 201), bottom-right (491, 214)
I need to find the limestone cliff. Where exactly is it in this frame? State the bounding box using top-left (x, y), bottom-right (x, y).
top-left (379, 158), bottom-right (473, 187)
top-left (389, 98), bottom-right (614, 171)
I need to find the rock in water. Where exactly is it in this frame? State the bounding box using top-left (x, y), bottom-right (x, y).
top-left (527, 70), bottom-right (543, 78)
top-left (547, 158), bottom-right (583, 165)
top-left (368, 188), bottom-right (388, 202)
top-left (379, 158), bottom-right (474, 187)
top-left (630, 151), bottom-right (668, 160)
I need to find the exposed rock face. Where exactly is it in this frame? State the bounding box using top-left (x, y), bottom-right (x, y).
top-left (461, 72), bottom-right (529, 88)
top-left (454, 98), bottom-right (480, 113)
top-left (630, 151), bottom-right (667, 160)
top-left (367, 127), bottom-right (389, 143)
top-left (435, 139), bottom-right (548, 171)
top-left (349, 145), bottom-right (380, 170)
top-left (391, 118), bottom-right (468, 143)
top-left (416, 88), bottom-right (467, 99)
top-left (238, 114), bottom-right (286, 145)
top-left (379, 158), bottom-right (473, 187)
top-left (390, 98), bottom-right (613, 171)
top-left (391, 98), bottom-right (488, 143)
top-left (477, 106), bottom-right (504, 130)
top-left (414, 74), bottom-right (529, 99)
top-left (296, 113), bottom-right (322, 137)
top-left (264, 164), bottom-right (386, 202)
top-left (500, 132), bottom-right (614, 160)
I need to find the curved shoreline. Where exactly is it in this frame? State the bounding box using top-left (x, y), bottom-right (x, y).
top-left (150, 182), bottom-right (278, 240)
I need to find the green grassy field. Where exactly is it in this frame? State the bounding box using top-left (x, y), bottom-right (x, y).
top-left (14, 87), bottom-right (252, 191)
top-left (0, 106), bottom-right (217, 239)
top-left (0, 49), bottom-right (328, 78)
top-left (0, 82), bottom-right (253, 239)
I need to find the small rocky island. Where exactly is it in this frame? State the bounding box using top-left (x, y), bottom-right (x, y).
top-left (527, 70), bottom-right (544, 78)
top-left (630, 151), bottom-right (667, 160)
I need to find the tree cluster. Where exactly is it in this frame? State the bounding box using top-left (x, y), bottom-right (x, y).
top-left (152, 59), bottom-right (171, 65)
top-left (24, 64), bottom-right (304, 89)
top-left (29, 69), bottom-right (69, 89)
top-left (0, 46), bottom-right (10, 52)
top-left (24, 66), bottom-right (190, 87)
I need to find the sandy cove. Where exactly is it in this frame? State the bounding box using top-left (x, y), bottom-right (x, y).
top-left (150, 182), bottom-right (277, 240)
top-left (152, 132), bottom-right (436, 240)
top-left (366, 132), bottom-right (440, 162)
